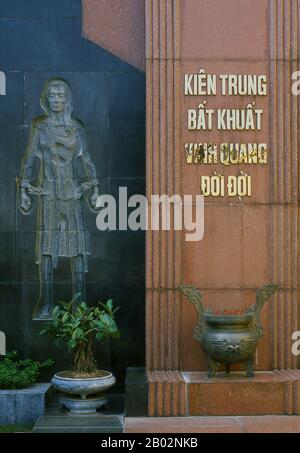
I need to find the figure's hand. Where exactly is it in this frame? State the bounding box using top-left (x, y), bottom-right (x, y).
top-left (90, 187), bottom-right (99, 210)
top-left (74, 186), bottom-right (83, 201)
top-left (21, 189), bottom-right (32, 213)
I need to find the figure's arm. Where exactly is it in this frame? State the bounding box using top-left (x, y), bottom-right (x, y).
top-left (19, 125), bottom-right (40, 213)
top-left (77, 127), bottom-right (99, 209)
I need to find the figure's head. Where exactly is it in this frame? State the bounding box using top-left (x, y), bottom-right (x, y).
top-left (40, 78), bottom-right (73, 123)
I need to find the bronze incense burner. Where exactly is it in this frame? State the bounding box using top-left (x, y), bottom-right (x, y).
top-left (180, 285), bottom-right (277, 378)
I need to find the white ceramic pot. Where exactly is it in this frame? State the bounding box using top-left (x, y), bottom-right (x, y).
top-left (52, 371), bottom-right (116, 400)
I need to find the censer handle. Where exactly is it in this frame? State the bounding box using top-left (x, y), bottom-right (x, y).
top-left (180, 285), bottom-right (206, 339)
top-left (253, 284), bottom-right (278, 337)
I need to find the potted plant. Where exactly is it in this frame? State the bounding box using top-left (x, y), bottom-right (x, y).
top-left (40, 295), bottom-right (120, 414)
top-left (0, 352), bottom-right (53, 425)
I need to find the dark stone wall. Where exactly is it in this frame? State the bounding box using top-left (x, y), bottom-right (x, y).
top-left (0, 0), bottom-right (145, 384)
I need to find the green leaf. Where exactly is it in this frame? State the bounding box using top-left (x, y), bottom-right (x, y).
top-left (52, 306), bottom-right (60, 317)
top-left (38, 328), bottom-right (48, 336)
top-left (61, 312), bottom-right (69, 323)
top-left (69, 339), bottom-right (77, 349)
top-left (72, 328), bottom-right (84, 340)
top-left (107, 299), bottom-right (113, 311)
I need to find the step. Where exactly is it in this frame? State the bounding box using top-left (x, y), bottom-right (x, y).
top-left (32, 393), bottom-right (125, 433)
top-left (33, 414), bottom-right (124, 433)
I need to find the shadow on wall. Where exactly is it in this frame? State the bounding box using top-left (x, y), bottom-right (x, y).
top-left (0, 0), bottom-right (146, 384)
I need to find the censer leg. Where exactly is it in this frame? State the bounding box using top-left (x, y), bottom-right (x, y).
top-left (246, 356), bottom-right (255, 378)
top-left (207, 356), bottom-right (219, 378)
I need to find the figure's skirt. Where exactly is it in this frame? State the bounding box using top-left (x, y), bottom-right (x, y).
top-left (35, 197), bottom-right (90, 270)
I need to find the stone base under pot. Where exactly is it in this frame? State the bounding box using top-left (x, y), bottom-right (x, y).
top-left (60, 395), bottom-right (108, 414)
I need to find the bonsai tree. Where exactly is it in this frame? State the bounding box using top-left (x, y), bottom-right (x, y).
top-left (40, 295), bottom-right (120, 375)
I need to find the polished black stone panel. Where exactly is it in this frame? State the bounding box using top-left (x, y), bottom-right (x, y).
top-left (108, 72), bottom-right (146, 129)
top-left (0, 0), bottom-right (82, 18)
top-left (109, 124), bottom-right (146, 178)
top-left (0, 233), bottom-right (17, 282)
top-left (2, 334), bottom-right (19, 352)
top-left (88, 230), bottom-right (145, 283)
top-left (0, 72), bottom-right (24, 126)
top-left (0, 285), bottom-right (20, 335)
top-left (0, 0), bottom-right (146, 383)
top-left (112, 333), bottom-right (145, 384)
top-left (0, 178), bottom-right (16, 233)
top-left (0, 126), bottom-right (28, 178)
top-left (22, 333), bottom-right (71, 380)
top-left (109, 177), bottom-right (146, 201)
top-left (85, 127), bottom-right (110, 179)
top-left (125, 368), bottom-right (148, 417)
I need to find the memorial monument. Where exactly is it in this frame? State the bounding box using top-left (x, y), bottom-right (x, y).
top-left (1, 0), bottom-right (300, 428)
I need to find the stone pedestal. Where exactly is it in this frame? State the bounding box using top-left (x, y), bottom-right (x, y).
top-left (185, 371), bottom-right (300, 416)
top-left (146, 370), bottom-right (300, 417)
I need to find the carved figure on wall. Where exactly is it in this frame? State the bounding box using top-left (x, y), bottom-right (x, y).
top-left (18, 78), bottom-right (99, 320)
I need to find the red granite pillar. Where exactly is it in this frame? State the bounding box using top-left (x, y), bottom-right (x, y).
top-left (145, 0), bottom-right (300, 416)
top-left (145, 0), bottom-right (186, 416)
